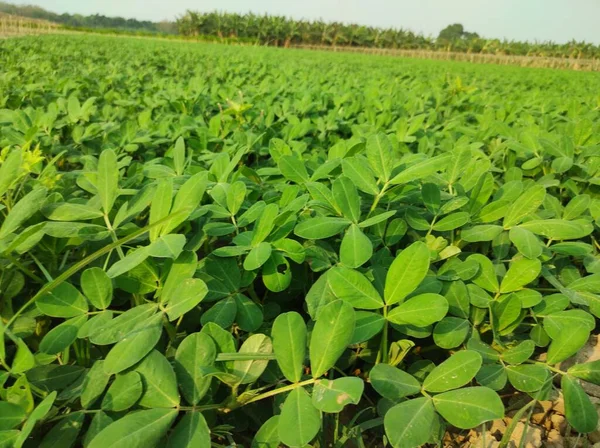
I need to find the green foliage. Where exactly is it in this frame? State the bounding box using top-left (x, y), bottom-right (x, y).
top-left (176, 10), bottom-right (600, 60)
top-left (0, 34), bottom-right (599, 447)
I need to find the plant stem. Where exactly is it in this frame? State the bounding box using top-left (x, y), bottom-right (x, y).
top-left (4, 253), bottom-right (44, 284)
top-left (1, 210), bottom-right (188, 337)
top-left (367, 182), bottom-right (388, 218)
top-left (104, 213), bottom-right (125, 258)
top-left (178, 404), bottom-right (223, 412)
top-left (239, 378), bottom-right (317, 407)
top-left (378, 306), bottom-right (389, 364)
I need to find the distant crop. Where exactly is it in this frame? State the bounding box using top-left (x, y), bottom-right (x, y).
top-left (0, 35), bottom-right (600, 447)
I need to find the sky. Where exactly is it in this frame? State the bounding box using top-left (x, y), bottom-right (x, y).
top-left (12, 0), bottom-right (600, 44)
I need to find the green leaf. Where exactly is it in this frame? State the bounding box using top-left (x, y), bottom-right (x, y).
top-left (278, 387), bottom-right (320, 447)
top-left (433, 317), bottom-right (470, 349)
top-left (462, 225), bottom-right (504, 242)
top-left (147, 234), bottom-right (186, 259)
top-left (328, 266), bottom-right (383, 309)
top-left (80, 360), bottom-right (112, 409)
top-left (433, 212), bottom-right (470, 231)
top-left (227, 181), bottom-right (247, 216)
top-left (164, 278), bottom-right (207, 321)
top-left (384, 241), bottom-right (430, 305)
top-left (167, 412), bottom-right (210, 448)
top-left (442, 279), bottom-right (470, 318)
top-left (350, 311), bottom-right (385, 344)
top-left (0, 148), bottom-right (22, 199)
top-left (36, 282), bottom-right (89, 317)
top-left (563, 194), bottom-right (591, 220)
top-left (519, 219), bottom-right (594, 240)
top-left (231, 334), bottom-right (273, 384)
top-left (468, 254), bottom-right (499, 293)
top-left (101, 371), bottom-right (143, 412)
top-left (97, 149), bottom-right (119, 215)
top-left (501, 340), bottom-right (535, 365)
top-left (506, 364), bottom-right (549, 392)
top-left (294, 217), bottom-right (351, 239)
top-left (491, 294), bottom-right (522, 332)
top-left (83, 411), bottom-right (114, 447)
top-left (546, 326), bottom-right (590, 365)
top-left (251, 203), bottom-right (279, 245)
top-left (340, 224), bottom-right (372, 268)
top-left (87, 409), bottom-right (178, 448)
top-left (568, 274), bottom-right (600, 294)
top-left (14, 391), bottom-right (56, 448)
top-left (243, 242), bottom-right (272, 270)
top-left (106, 247), bottom-right (150, 278)
top-left (312, 377), bottom-right (364, 413)
top-left (200, 297), bottom-right (237, 328)
top-left (40, 413), bottom-right (84, 448)
top-left (332, 176), bottom-right (361, 222)
top-left (543, 310), bottom-right (595, 338)
top-left (568, 359), bottom-right (600, 385)
top-left (278, 155), bottom-right (309, 183)
top-left (0, 187), bottom-right (47, 240)
top-left (387, 293), bottom-right (448, 327)
top-left (0, 402), bottom-right (25, 430)
top-left (272, 312), bottom-right (307, 383)
top-left (233, 294), bottom-right (263, 332)
top-left (262, 253), bottom-right (292, 292)
top-left (162, 172), bottom-right (208, 235)
top-left (89, 303), bottom-right (158, 345)
top-left (384, 397), bottom-right (436, 448)
top-left (25, 365), bottom-right (84, 392)
top-left (500, 258), bottom-right (541, 293)
top-left (39, 315), bottom-right (87, 354)
top-left (366, 132), bottom-right (393, 182)
top-left (310, 300), bottom-right (355, 378)
top-left (422, 183), bottom-right (441, 214)
top-left (11, 339), bottom-right (35, 373)
top-left (369, 363), bottom-right (421, 399)
top-left (173, 137), bottom-right (185, 176)
top-left (390, 153), bottom-right (452, 185)
top-left (358, 210), bottom-right (396, 228)
top-left (134, 350), bottom-right (180, 408)
top-left (562, 375), bottom-right (598, 433)
top-left (509, 227), bottom-right (543, 259)
top-left (476, 364), bottom-right (507, 391)
top-left (433, 387), bottom-right (504, 429)
top-left (252, 416), bottom-right (280, 448)
top-left (342, 157), bottom-right (379, 195)
top-left (174, 333), bottom-right (216, 405)
top-left (503, 185), bottom-right (545, 228)
top-left (423, 350), bottom-right (482, 392)
top-left (81, 267), bottom-right (112, 309)
top-left (42, 202), bottom-right (104, 221)
top-left (149, 178), bottom-right (173, 242)
top-left (0, 431), bottom-right (20, 448)
top-left (104, 313), bottom-right (163, 375)
top-left (161, 251), bottom-right (198, 304)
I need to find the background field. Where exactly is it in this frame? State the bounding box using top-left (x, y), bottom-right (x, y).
top-left (1, 34), bottom-right (600, 447)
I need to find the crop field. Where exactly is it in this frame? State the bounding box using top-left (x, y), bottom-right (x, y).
top-left (0, 34), bottom-right (600, 447)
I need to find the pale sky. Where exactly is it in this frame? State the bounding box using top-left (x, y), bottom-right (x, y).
top-left (12, 0), bottom-right (600, 44)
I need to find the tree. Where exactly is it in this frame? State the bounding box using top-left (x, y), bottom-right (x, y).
top-left (438, 23), bottom-right (479, 42)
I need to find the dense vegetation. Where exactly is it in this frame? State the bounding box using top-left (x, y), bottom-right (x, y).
top-left (1, 34), bottom-right (600, 447)
top-left (2, 1), bottom-right (600, 60)
top-left (0, 2), bottom-right (175, 34)
top-left (176, 10), bottom-right (600, 59)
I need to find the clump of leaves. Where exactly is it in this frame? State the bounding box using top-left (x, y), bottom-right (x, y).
top-left (1, 34), bottom-right (600, 448)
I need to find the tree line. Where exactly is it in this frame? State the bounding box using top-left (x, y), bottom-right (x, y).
top-left (0, 2), bottom-right (176, 34)
top-left (177, 11), bottom-right (600, 59)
